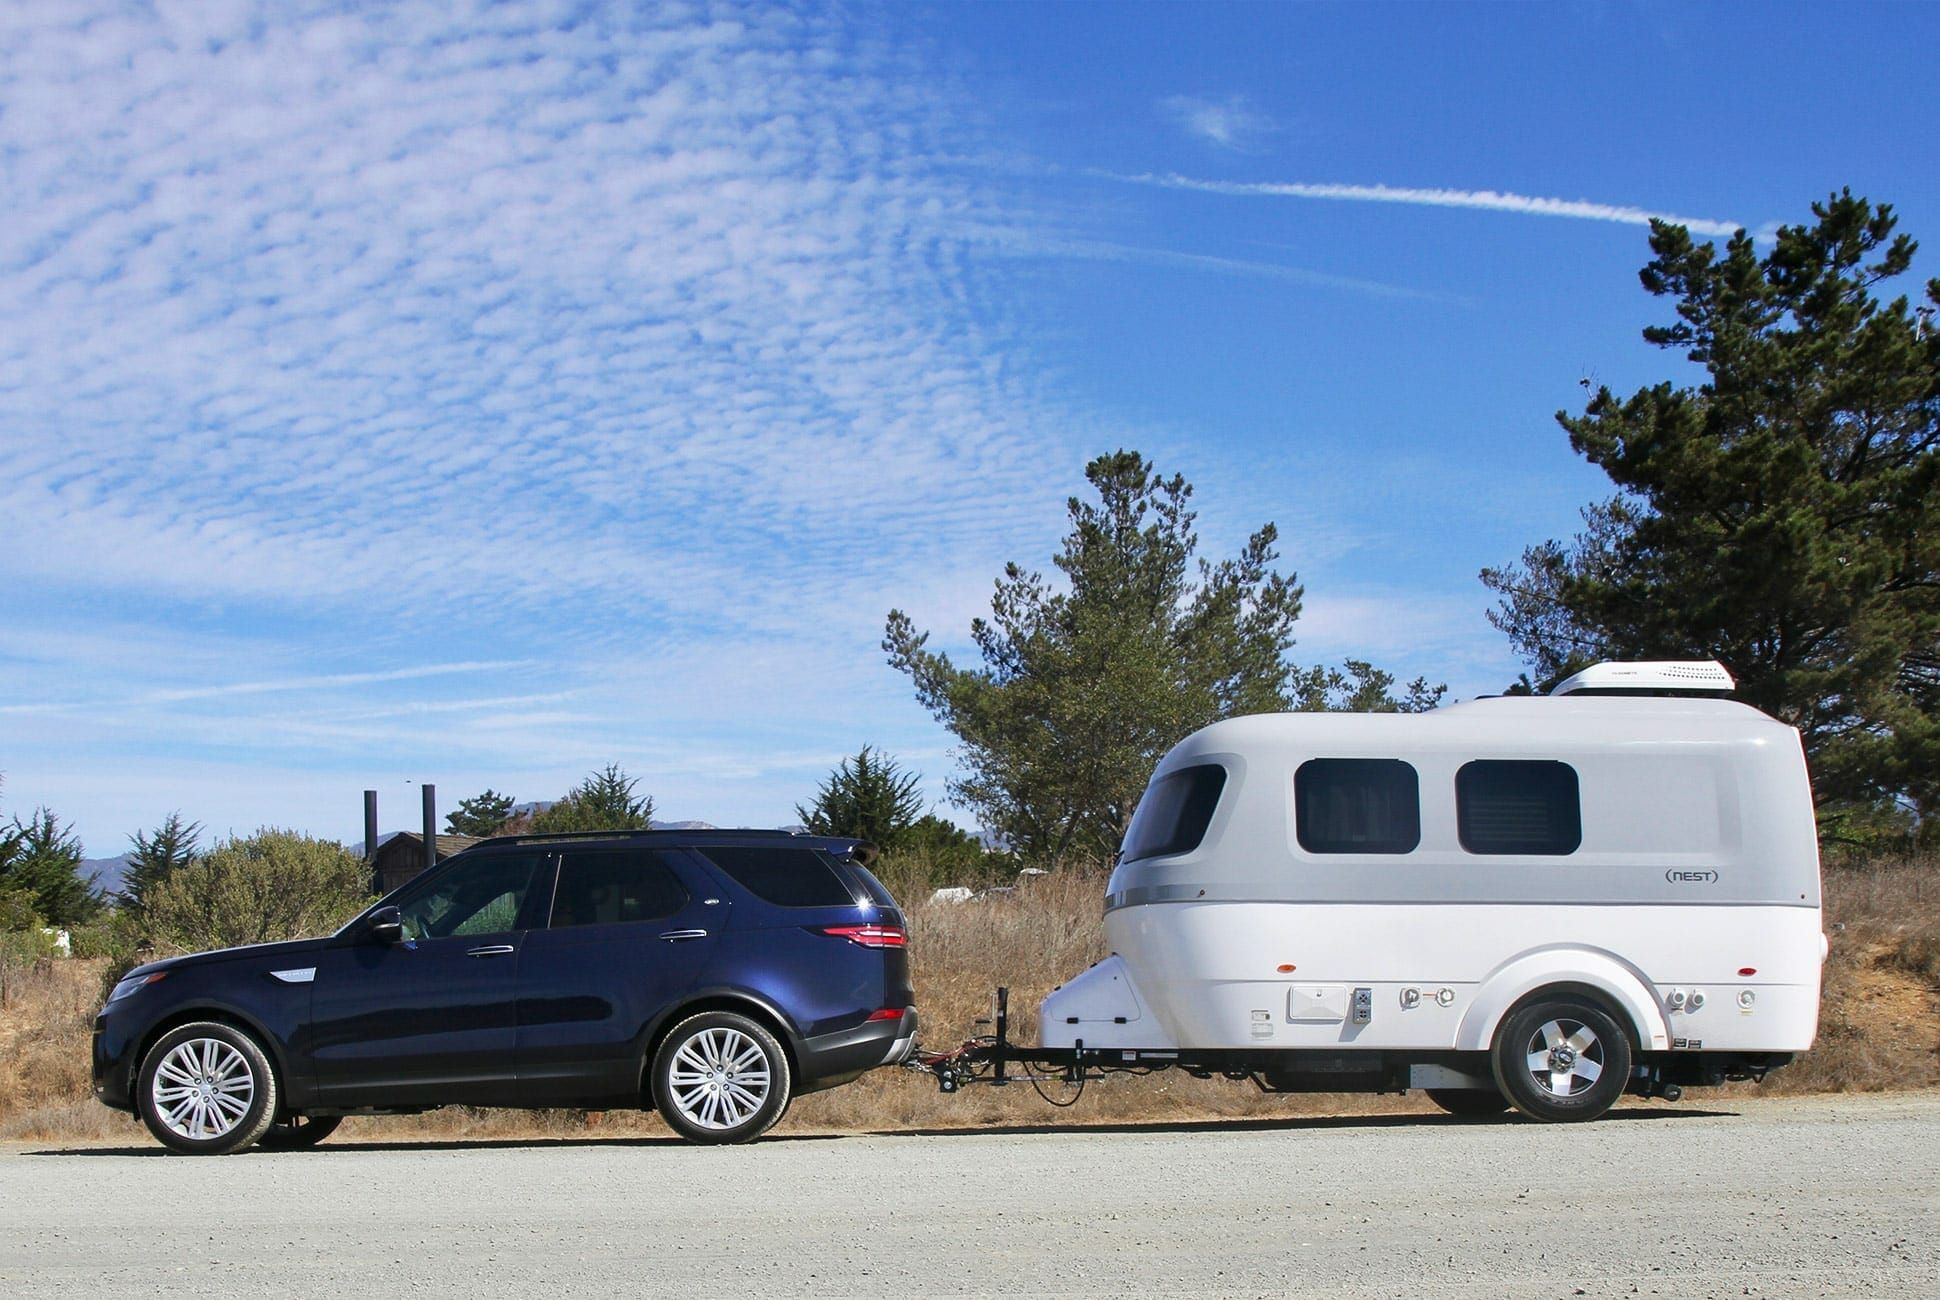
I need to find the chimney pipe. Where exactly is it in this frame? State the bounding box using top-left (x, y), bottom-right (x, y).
top-left (363, 790), bottom-right (379, 862)
top-left (422, 783), bottom-right (437, 875)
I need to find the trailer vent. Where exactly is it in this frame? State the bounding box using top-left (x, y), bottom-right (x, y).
top-left (1548, 660), bottom-right (1734, 697)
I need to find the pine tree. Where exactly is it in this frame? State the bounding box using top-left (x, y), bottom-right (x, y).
top-left (0, 807), bottom-right (100, 926)
top-left (796, 748), bottom-right (925, 849)
top-left (1483, 191), bottom-right (1940, 826)
top-left (886, 450), bottom-right (1306, 867)
top-left (531, 765), bottom-right (655, 833)
top-left (447, 789), bottom-right (515, 837)
top-left (123, 813), bottom-right (202, 917)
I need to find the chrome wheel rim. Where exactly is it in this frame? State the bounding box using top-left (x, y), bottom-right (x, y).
top-left (668, 1027), bottom-right (771, 1130)
top-left (1523, 1018), bottom-right (1604, 1097)
top-left (151, 1038), bottom-right (255, 1140)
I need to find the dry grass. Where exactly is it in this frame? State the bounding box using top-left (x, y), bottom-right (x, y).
top-left (1759, 859), bottom-right (1940, 1095)
top-left (2, 860), bottom-right (1935, 1144)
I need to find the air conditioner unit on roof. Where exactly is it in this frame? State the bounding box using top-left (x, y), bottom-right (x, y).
top-left (1549, 660), bottom-right (1735, 697)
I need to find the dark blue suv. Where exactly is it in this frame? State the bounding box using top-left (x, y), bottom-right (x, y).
top-left (92, 830), bottom-right (916, 1153)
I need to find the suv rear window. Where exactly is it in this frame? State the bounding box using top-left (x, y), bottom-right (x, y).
top-left (700, 847), bottom-right (858, 907)
top-left (1121, 764), bottom-right (1227, 863)
top-left (550, 849), bottom-right (688, 928)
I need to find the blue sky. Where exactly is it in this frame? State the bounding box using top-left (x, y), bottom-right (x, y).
top-left (3, 1), bottom-right (1936, 855)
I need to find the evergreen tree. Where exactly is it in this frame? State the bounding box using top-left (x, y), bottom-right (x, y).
top-left (447, 789), bottom-right (516, 837)
top-left (1483, 192), bottom-right (1940, 824)
top-left (1290, 659), bottom-right (1446, 713)
top-left (886, 450), bottom-right (1304, 867)
top-left (531, 765), bottom-right (655, 833)
top-left (0, 807), bottom-right (100, 926)
top-left (796, 748), bottom-right (925, 849)
top-left (123, 813), bottom-right (202, 917)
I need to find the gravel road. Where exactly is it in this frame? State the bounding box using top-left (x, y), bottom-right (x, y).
top-left (2, 1092), bottom-right (1934, 1298)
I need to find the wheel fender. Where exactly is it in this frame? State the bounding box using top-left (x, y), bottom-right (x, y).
top-left (1456, 948), bottom-right (1668, 1053)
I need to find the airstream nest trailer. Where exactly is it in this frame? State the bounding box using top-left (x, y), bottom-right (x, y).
top-left (1032, 661), bottom-right (1824, 1122)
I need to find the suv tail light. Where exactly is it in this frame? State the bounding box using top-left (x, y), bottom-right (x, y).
top-left (818, 923), bottom-right (906, 949)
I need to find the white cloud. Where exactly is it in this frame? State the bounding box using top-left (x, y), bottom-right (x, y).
top-left (1159, 94), bottom-right (1277, 152)
top-left (0, 1), bottom-right (1072, 632)
top-left (1114, 172), bottom-right (1743, 237)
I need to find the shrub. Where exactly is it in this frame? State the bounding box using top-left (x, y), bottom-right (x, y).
top-left (140, 829), bottom-right (372, 954)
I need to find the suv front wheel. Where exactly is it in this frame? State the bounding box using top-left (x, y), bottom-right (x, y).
top-left (651, 1011), bottom-right (792, 1144)
top-left (136, 1021), bottom-right (279, 1155)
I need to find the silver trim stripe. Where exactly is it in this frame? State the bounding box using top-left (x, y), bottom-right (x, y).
top-left (1105, 887), bottom-right (1819, 912)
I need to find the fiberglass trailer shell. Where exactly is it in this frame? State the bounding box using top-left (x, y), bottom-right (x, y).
top-left (1039, 662), bottom-right (1825, 1121)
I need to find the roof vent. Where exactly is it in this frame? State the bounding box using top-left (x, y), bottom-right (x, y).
top-left (1549, 660), bottom-right (1735, 697)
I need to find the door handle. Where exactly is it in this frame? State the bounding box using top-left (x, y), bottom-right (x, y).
top-left (658, 929), bottom-right (709, 942)
top-left (466, 944), bottom-right (516, 958)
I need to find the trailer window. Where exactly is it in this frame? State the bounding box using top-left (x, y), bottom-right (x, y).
top-left (1295, 759), bottom-right (1420, 855)
top-left (1121, 764), bottom-right (1227, 863)
top-left (1456, 760), bottom-right (1582, 855)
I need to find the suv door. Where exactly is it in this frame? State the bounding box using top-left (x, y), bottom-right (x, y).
top-left (306, 849), bottom-right (550, 1107)
top-left (513, 845), bottom-right (722, 1106)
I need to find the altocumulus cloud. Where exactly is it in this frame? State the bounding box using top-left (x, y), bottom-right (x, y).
top-left (0, 0), bottom-right (1073, 641)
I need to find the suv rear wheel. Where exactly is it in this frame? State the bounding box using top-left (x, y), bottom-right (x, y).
top-left (651, 1011), bottom-right (792, 1144)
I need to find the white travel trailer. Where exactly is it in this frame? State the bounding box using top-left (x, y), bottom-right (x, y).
top-left (1035, 661), bottom-right (1824, 1121)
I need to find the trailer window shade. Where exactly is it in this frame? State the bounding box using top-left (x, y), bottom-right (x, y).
top-left (1121, 765), bottom-right (1227, 863)
top-left (1456, 760), bottom-right (1582, 855)
top-left (1294, 759), bottom-right (1420, 855)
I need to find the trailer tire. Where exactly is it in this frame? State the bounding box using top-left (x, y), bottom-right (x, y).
top-left (1491, 995), bottom-right (1631, 1123)
top-left (1425, 1087), bottom-right (1511, 1117)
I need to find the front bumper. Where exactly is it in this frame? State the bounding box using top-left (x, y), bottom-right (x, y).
top-left (92, 1013), bottom-right (137, 1112)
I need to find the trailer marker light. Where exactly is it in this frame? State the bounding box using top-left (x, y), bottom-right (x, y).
top-left (1276, 964), bottom-right (1296, 973)
top-left (1738, 967), bottom-right (1757, 976)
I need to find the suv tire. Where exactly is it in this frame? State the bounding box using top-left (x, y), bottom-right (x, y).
top-left (136, 1021), bottom-right (279, 1155)
top-left (651, 1010), bottom-right (792, 1144)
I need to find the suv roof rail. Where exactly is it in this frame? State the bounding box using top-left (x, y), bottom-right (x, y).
top-left (465, 827), bottom-right (876, 860)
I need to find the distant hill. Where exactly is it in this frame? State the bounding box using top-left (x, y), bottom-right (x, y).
top-left (80, 854), bottom-right (132, 900)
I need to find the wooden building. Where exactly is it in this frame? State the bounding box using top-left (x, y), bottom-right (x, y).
top-left (369, 833), bottom-right (480, 896)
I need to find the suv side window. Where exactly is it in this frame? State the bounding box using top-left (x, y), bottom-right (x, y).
top-left (699, 847), bottom-right (857, 907)
top-left (394, 852), bottom-right (547, 941)
top-left (549, 849), bottom-right (689, 928)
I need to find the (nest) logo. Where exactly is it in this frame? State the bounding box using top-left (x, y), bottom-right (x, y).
top-left (1665, 869), bottom-right (1720, 884)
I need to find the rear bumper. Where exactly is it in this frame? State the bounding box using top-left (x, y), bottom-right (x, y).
top-left (796, 1007), bottom-right (917, 1091)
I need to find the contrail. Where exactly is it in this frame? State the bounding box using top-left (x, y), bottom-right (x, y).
top-left (1114, 172), bottom-right (1741, 237)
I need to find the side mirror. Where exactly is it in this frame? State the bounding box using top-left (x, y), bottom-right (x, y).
top-left (366, 905), bottom-right (404, 945)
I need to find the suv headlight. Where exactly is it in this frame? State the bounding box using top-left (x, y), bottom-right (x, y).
top-left (105, 971), bottom-right (168, 1005)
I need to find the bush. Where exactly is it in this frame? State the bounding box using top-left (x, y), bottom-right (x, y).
top-left (141, 829), bottom-right (373, 954)
top-left (0, 886), bottom-right (45, 934)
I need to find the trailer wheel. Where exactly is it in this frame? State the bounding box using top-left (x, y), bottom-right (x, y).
top-left (1490, 996), bottom-right (1631, 1123)
top-left (1425, 1087), bottom-right (1511, 1117)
